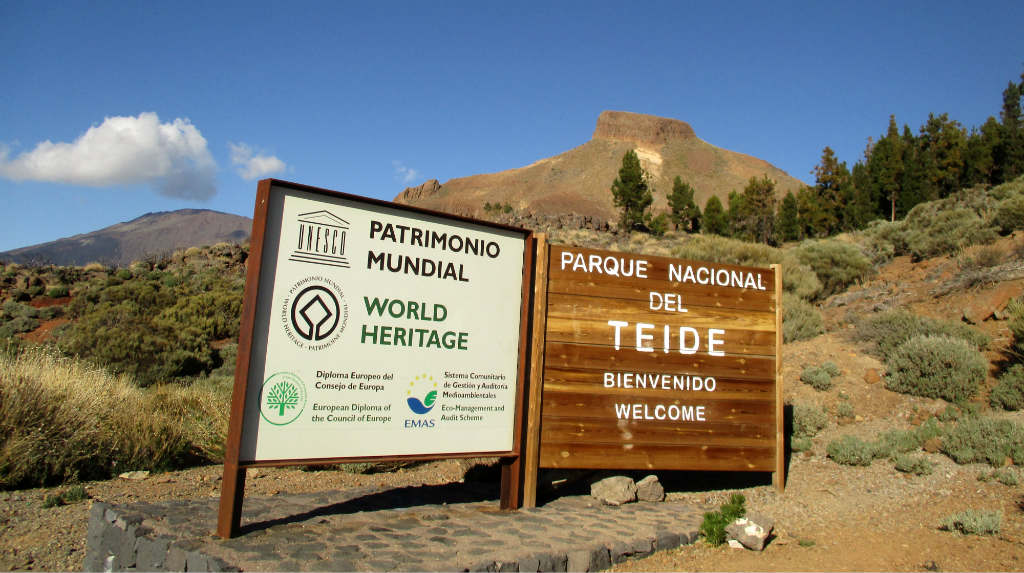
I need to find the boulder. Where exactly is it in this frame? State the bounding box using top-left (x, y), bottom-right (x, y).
top-left (863, 368), bottom-right (881, 384)
top-left (590, 476), bottom-right (637, 506)
top-left (962, 283), bottom-right (1020, 324)
top-left (635, 475), bottom-right (665, 502)
top-left (726, 511), bottom-right (775, 551)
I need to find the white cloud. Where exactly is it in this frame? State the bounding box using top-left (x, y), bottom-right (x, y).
top-left (229, 142), bottom-right (287, 180)
top-left (392, 160), bottom-right (420, 184)
top-left (0, 112), bottom-right (217, 199)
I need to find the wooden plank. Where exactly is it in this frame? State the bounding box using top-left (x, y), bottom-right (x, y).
top-left (543, 366), bottom-right (775, 396)
top-left (544, 341), bottom-right (776, 381)
top-left (522, 234), bottom-right (548, 509)
top-left (540, 391), bottom-right (775, 424)
top-left (548, 245), bottom-right (776, 310)
top-left (538, 441), bottom-right (776, 471)
top-left (547, 276), bottom-right (775, 313)
top-left (772, 264), bottom-right (785, 492)
top-left (539, 418), bottom-right (776, 446)
top-left (545, 316), bottom-right (776, 356)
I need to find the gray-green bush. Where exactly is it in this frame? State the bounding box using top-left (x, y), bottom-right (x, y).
top-left (885, 335), bottom-right (987, 402)
top-left (856, 310), bottom-right (989, 357)
top-left (990, 364), bottom-right (1024, 411)
top-left (941, 416), bottom-right (1024, 466)
top-left (792, 403), bottom-right (828, 438)
top-left (782, 293), bottom-right (824, 342)
top-left (941, 510), bottom-right (1001, 535)
top-left (826, 435), bottom-right (875, 466)
top-left (791, 240), bottom-right (874, 299)
top-left (894, 454), bottom-right (934, 475)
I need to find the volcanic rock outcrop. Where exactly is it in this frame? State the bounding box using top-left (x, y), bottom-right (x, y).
top-left (395, 111), bottom-right (805, 224)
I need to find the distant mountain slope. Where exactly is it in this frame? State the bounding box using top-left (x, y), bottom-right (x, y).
top-left (395, 111), bottom-right (806, 223)
top-left (0, 209), bottom-right (252, 267)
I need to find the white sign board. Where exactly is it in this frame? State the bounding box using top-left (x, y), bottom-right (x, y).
top-left (238, 182), bottom-right (527, 462)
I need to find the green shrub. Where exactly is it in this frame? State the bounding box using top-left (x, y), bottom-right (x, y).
top-left (885, 335), bottom-right (987, 402)
top-left (827, 435), bottom-right (875, 466)
top-left (699, 493), bottom-right (746, 546)
top-left (979, 467), bottom-right (1019, 486)
top-left (821, 361), bottom-right (840, 377)
top-left (942, 416), bottom-right (1024, 466)
top-left (42, 484), bottom-right (89, 508)
top-left (3, 316), bottom-right (39, 334)
top-left (792, 240), bottom-right (874, 299)
top-left (990, 365), bottom-right (1024, 410)
top-left (994, 195), bottom-right (1024, 235)
top-left (837, 402), bottom-right (854, 419)
top-left (904, 208), bottom-right (998, 260)
top-left (894, 454), bottom-right (934, 475)
top-left (791, 436), bottom-right (813, 452)
top-left (856, 310), bottom-right (989, 357)
top-left (793, 403), bottom-right (828, 438)
top-left (1008, 298), bottom-right (1024, 361)
top-left (782, 293), bottom-right (824, 342)
top-left (855, 220), bottom-right (903, 264)
top-left (46, 285), bottom-right (70, 298)
top-left (941, 510), bottom-right (1001, 535)
top-left (800, 365), bottom-right (834, 391)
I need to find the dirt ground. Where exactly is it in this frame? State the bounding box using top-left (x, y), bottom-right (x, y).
top-left (2, 237), bottom-right (1024, 572)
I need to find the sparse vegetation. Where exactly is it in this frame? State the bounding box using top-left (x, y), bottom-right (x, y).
top-left (990, 364), bottom-right (1024, 410)
top-left (800, 364), bottom-right (837, 391)
top-left (941, 416), bottom-right (1024, 467)
top-left (782, 293), bottom-right (824, 343)
top-left (856, 310), bottom-right (989, 357)
top-left (0, 345), bottom-right (229, 489)
top-left (826, 435), bottom-right (875, 466)
top-left (893, 454), bottom-right (934, 476)
top-left (884, 335), bottom-right (987, 402)
top-left (791, 240), bottom-right (873, 298)
top-left (792, 403), bottom-right (829, 438)
top-left (941, 510), bottom-right (1002, 536)
top-left (699, 493), bottom-right (746, 547)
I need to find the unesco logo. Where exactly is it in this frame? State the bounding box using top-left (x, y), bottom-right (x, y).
top-left (280, 276), bottom-right (348, 350)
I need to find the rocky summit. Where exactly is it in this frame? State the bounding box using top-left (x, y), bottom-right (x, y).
top-left (395, 111), bottom-right (805, 224)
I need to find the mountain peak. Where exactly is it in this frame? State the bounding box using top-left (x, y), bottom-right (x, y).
top-left (592, 110), bottom-right (696, 146)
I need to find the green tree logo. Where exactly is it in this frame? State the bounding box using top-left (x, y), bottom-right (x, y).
top-left (266, 381), bottom-right (299, 416)
top-left (259, 372), bottom-right (307, 426)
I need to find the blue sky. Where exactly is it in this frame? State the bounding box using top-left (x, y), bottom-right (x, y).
top-left (1, 1), bottom-right (1022, 252)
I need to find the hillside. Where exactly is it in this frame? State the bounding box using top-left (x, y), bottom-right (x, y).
top-left (395, 111), bottom-right (806, 223)
top-left (0, 209), bottom-right (252, 267)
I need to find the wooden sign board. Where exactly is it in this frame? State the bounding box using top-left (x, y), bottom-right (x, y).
top-left (218, 180), bottom-right (534, 537)
top-left (523, 240), bottom-right (783, 503)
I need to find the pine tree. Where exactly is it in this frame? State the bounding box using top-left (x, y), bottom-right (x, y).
top-left (777, 191), bottom-right (800, 242)
top-left (611, 150), bottom-right (653, 231)
top-left (702, 195), bottom-right (728, 236)
top-left (668, 176), bottom-right (701, 232)
top-left (811, 146), bottom-right (849, 235)
top-left (726, 190), bottom-right (749, 240)
top-left (995, 76), bottom-right (1024, 182)
top-left (738, 175), bottom-right (778, 244)
top-left (964, 117), bottom-right (1002, 186)
top-left (867, 116), bottom-right (905, 221)
top-left (917, 113), bottom-right (966, 198)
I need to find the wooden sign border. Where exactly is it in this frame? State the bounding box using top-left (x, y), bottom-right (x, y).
top-left (519, 238), bottom-right (784, 507)
top-left (217, 179), bottom-right (536, 537)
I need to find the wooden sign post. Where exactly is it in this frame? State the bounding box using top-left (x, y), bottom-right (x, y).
top-left (522, 239), bottom-right (783, 506)
top-left (218, 180), bottom-right (534, 537)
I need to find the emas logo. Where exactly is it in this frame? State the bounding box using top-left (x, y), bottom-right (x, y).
top-left (259, 372), bottom-right (307, 426)
top-left (404, 373), bottom-right (437, 428)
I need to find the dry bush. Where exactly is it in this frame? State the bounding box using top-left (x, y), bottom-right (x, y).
top-left (0, 347), bottom-right (229, 488)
